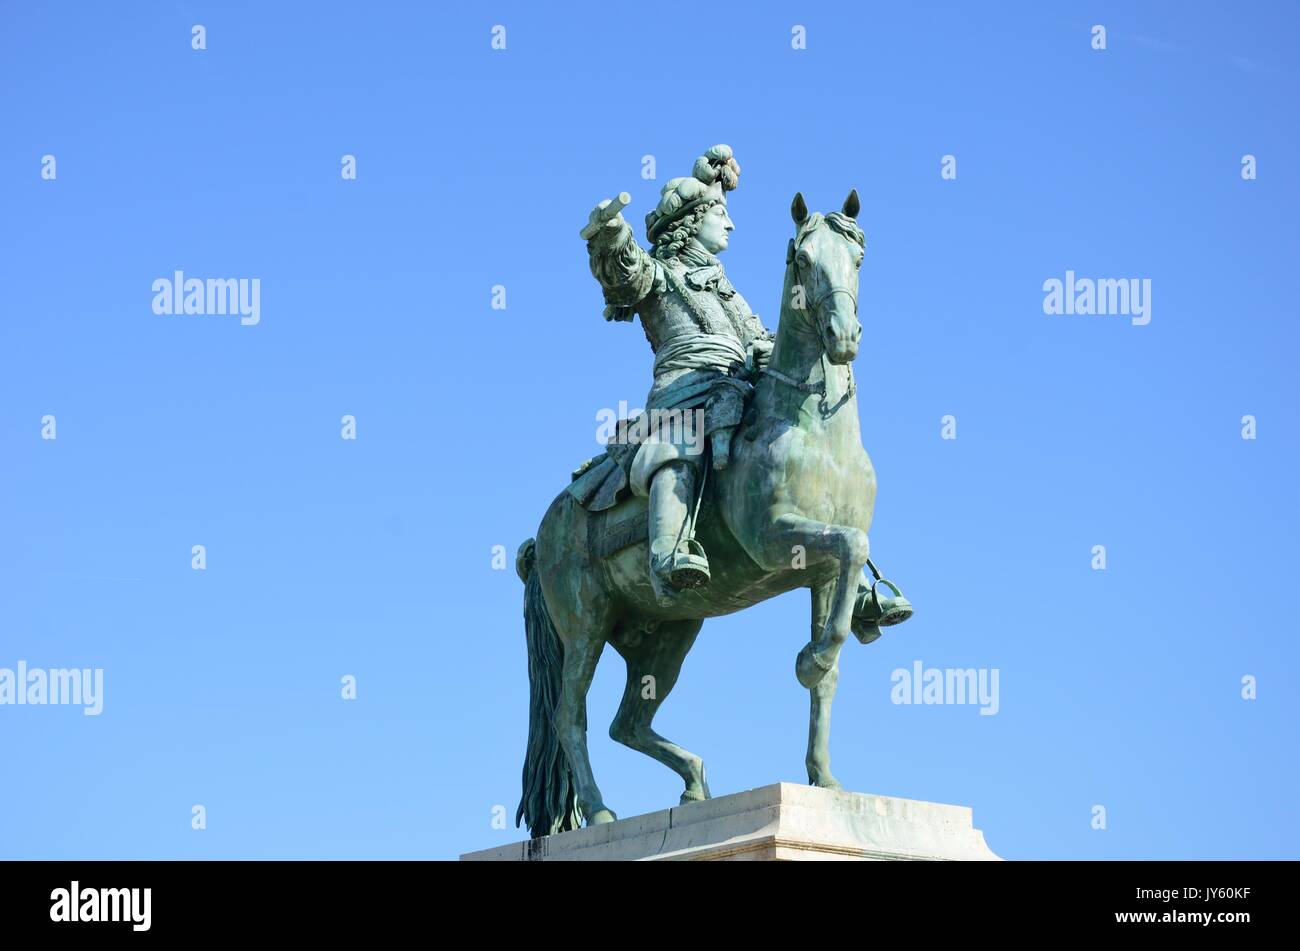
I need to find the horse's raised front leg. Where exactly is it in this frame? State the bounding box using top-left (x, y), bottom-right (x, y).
top-left (608, 619), bottom-right (711, 804)
top-left (805, 581), bottom-right (843, 790)
top-left (764, 512), bottom-right (869, 688)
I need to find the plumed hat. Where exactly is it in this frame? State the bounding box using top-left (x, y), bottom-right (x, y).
top-left (644, 145), bottom-right (741, 243)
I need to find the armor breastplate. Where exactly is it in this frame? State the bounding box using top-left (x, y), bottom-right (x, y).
top-left (637, 262), bottom-right (744, 353)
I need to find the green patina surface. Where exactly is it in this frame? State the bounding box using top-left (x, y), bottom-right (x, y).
top-left (515, 146), bottom-right (913, 839)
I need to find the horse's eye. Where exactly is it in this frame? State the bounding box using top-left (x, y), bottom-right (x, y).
top-left (797, 252), bottom-right (811, 267)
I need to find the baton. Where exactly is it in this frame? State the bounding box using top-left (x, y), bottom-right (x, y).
top-left (580, 192), bottom-right (632, 239)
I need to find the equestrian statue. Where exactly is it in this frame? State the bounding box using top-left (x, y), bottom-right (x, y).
top-left (514, 145), bottom-right (913, 837)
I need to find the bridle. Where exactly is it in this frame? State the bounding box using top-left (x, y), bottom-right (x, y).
top-left (791, 237), bottom-right (860, 318)
top-left (761, 231), bottom-right (859, 416)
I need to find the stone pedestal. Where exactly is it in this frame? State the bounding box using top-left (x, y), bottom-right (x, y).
top-left (460, 782), bottom-right (1002, 861)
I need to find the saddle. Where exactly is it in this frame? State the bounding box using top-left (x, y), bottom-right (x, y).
top-left (569, 407), bottom-right (720, 564)
top-left (568, 363), bottom-right (758, 516)
top-left (566, 416), bottom-right (642, 513)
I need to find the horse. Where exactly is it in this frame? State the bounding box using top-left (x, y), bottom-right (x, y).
top-left (514, 190), bottom-right (910, 837)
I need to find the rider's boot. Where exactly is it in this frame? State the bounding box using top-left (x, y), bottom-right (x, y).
top-left (647, 461), bottom-right (710, 607)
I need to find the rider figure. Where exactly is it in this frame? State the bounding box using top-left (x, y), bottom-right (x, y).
top-left (586, 145), bottom-right (774, 606)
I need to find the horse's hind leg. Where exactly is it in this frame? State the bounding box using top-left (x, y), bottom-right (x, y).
top-left (609, 619), bottom-right (711, 804)
top-left (535, 493), bottom-right (621, 827)
top-left (553, 624), bottom-right (618, 825)
top-left (806, 581), bottom-right (843, 790)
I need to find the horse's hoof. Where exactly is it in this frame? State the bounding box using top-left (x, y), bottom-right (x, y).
top-left (587, 808), bottom-right (618, 826)
top-left (796, 643), bottom-right (832, 689)
top-left (809, 775), bottom-right (844, 791)
top-left (679, 790), bottom-right (707, 805)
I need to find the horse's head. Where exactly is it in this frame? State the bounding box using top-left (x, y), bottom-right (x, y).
top-left (788, 190), bottom-right (865, 365)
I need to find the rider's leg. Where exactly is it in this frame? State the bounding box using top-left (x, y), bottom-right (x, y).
top-left (648, 461), bottom-right (691, 604)
top-left (647, 461), bottom-right (708, 605)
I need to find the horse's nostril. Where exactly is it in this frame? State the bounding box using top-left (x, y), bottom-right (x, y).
top-left (853, 323), bottom-right (863, 341)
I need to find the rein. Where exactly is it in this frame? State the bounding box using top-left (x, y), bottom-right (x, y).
top-left (762, 355), bottom-right (857, 418)
top-left (761, 244), bottom-right (858, 417)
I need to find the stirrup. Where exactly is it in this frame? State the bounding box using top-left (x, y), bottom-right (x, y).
top-left (851, 577), bottom-right (913, 645)
top-left (855, 578), bottom-right (913, 626)
top-left (668, 538), bottom-right (711, 589)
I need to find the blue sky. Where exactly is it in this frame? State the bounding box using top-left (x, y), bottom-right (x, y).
top-left (1, 1), bottom-right (1296, 860)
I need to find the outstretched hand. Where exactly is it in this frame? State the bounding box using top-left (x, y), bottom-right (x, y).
top-left (582, 193), bottom-right (632, 242)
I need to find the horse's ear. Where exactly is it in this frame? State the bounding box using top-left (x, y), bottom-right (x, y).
top-left (842, 188), bottom-right (860, 219)
top-left (791, 192), bottom-right (808, 226)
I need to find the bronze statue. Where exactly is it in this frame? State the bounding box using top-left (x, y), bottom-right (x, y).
top-left (516, 146), bottom-right (913, 838)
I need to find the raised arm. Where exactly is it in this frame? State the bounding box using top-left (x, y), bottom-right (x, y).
top-left (585, 197), bottom-right (660, 322)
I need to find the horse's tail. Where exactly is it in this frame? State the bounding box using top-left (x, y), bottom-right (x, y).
top-left (515, 538), bottom-right (582, 839)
